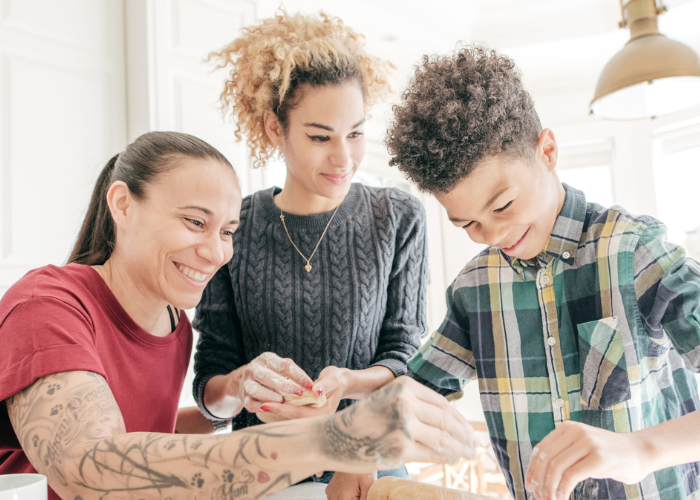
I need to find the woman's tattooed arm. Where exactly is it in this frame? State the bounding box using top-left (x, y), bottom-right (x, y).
top-left (5, 371), bottom-right (313, 500)
top-left (6, 373), bottom-right (475, 500)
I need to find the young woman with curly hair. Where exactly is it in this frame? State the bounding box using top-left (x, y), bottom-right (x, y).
top-left (192, 10), bottom-right (430, 487)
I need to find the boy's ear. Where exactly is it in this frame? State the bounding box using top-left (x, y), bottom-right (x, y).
top-left (263, 110), bottom-right (284, 148)
top-left (537, 128), bottom-right (558, 172)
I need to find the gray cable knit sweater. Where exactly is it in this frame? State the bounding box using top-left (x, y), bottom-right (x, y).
top-left (193, 183), bottom-right (428, 430)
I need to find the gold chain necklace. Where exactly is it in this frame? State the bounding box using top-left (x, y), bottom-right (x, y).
top-left (280, 203), bottom-right (342, 272)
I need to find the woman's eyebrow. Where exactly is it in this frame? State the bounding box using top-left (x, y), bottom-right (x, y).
top-left (179, 205), bottom-right (212, 215)
top-left (303, 118), bottom-right (366, 132)
top-left (304, 122), bottom-right (333, 131)
top-left (178, 205), bottom-right (240, 225)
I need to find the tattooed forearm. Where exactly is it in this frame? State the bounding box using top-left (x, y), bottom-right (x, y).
top-left (70, 429), bottom-right (296, 500)
top-left (6, 372), bottom-right (308, 500)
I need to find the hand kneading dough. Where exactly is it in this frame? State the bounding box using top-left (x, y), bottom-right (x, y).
top-left (284, 389), bottom-right (327, 408)
top-left (256, 389), bottom-right (327, 423)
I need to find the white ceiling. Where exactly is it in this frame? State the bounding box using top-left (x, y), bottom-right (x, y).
top-left (256, 0), bottom-right (700, 127)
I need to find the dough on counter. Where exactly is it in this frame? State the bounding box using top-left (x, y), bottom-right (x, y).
top-left (284, 389), bottom-right (327, 408)
top-left (368, 477), bottom-right (497, 500)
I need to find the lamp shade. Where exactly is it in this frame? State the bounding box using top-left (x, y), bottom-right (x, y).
top-left (591, 29), bottom-right (700, 120)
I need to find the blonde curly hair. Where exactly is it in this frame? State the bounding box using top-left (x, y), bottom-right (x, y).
top-left (210, 10), bottom-right (393, 168)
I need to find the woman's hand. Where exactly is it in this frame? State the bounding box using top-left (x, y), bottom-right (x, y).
top-left (263, 366), bottom-right (349, 420)
top-left (325, 472), bottom-right (376, 500)
top-left (230, 352), bottom-right (314, 413)
top-left (524, 421), bottom-right (651, 500)
top-left (320, 376), bottom-right (477, 472)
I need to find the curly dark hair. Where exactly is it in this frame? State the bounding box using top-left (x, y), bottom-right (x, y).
top-left (386, 45), bottom-right (542, 194)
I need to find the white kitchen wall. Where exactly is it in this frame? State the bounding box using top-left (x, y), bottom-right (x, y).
top-left (0, 0), bottom-right (126, 295)
top-left (2, 0), bottom-right (700, 411)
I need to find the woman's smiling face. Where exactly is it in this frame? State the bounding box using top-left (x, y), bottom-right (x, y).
top-left (115, 157), bottom-right (241, 310)
top-left (268, 81), bottom-right (366, 202)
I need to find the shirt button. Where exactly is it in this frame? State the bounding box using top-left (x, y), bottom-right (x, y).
top-left (541, 275), bottom-right (550, 285)
top-left (562, 252), bottom-right (570, 259)
top-left (547, 336), bottom-right (557, 346)
top-left (555, 398), bottom-right (565, 408)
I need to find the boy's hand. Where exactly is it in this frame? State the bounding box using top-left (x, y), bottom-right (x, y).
top-left (325, 471), bottom-right (376, 500)
top-left (525, 421), bottom-right (650, 500)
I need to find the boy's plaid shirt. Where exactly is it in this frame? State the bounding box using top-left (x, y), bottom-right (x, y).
top-left (409, 184), bottom-right (700, 500)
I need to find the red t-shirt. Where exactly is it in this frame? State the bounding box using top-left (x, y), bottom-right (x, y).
top-left (0, 264), bottom-right (192, 499)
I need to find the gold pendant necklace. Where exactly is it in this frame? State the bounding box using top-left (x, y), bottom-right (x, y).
top-left (280, 202), bottom-right (342, 272)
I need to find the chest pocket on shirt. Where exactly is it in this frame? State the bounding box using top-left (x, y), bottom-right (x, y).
top-left (577, 317), bottom-right (631, 410)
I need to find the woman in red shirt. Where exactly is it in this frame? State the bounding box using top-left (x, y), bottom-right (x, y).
top-left (0, 131), bottom-right (474, 500)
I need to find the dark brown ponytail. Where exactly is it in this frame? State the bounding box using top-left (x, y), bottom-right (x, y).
top-left (68, 131), bottom-right (233, 266)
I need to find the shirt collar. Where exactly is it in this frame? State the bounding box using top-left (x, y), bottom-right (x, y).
top-left (501, 183), bottom-right (586, 272)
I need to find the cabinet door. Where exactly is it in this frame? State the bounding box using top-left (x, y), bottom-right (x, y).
top-left (126, 0), bottom-right (258, 198)
top-left (0, 0), bottom-right (127, 295)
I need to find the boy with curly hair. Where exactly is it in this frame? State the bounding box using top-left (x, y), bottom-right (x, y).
top-left (386, 46), bottom-right (700, 500)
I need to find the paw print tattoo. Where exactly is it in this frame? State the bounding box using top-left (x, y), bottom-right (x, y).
top-left (222, 470), bottom-right (234, 483)
top-left (190, 440), bottom-right (203, 450)
top-left (32, 435), bottom-right (39, 447)
top-left (50, 404), bottom-right (63, 416)
top-left (47, 384), bottom-right (61, 395)
top-left (191, 473), bottom-right (204, 488)
top-left (164, 440), bottom-right (177, 451)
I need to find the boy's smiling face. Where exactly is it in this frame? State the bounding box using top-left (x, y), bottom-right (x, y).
top-left (436, 129), bottom-right (566, 261)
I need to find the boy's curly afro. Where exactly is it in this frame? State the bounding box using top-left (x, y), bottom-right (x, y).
top-left (386, 45), bottom-right (542, 194)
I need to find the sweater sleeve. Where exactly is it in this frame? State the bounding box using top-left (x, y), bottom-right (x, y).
top-left (192, 261), bottom-right (245, 419)
top-left (369, 191), bottom-right (428, 376)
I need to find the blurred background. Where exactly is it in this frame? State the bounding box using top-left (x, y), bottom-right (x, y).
top-left (1, 0), bottom-right (699, 495)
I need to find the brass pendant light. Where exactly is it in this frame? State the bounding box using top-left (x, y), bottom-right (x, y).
top-left (590, 0), bottom-right (700, 120)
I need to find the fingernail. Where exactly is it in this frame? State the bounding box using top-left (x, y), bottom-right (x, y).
top-left (294, 388), bottom-right (304, 396)
top-left (316, 388), bottom-right (323, 396)
top-left (305, 382), bottom-right (313, 391)
top-left (260, 405), bottom-right (271, 412)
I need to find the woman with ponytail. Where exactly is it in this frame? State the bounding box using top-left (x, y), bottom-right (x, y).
top-left (0, 132), bottom-right (475, 500)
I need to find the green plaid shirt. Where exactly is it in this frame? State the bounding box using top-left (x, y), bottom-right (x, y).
top-left (409, 185), bottom-right (700, 500)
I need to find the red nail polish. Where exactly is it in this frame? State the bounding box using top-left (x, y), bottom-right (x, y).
top-left (294, 388), bottom-right (304, 396)
top-left (305, 382), bottom-right (313, 391)
top-left (316, 388), bottom-right (323, 396)
top-left (260, 405), bottom-right (271, 412)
